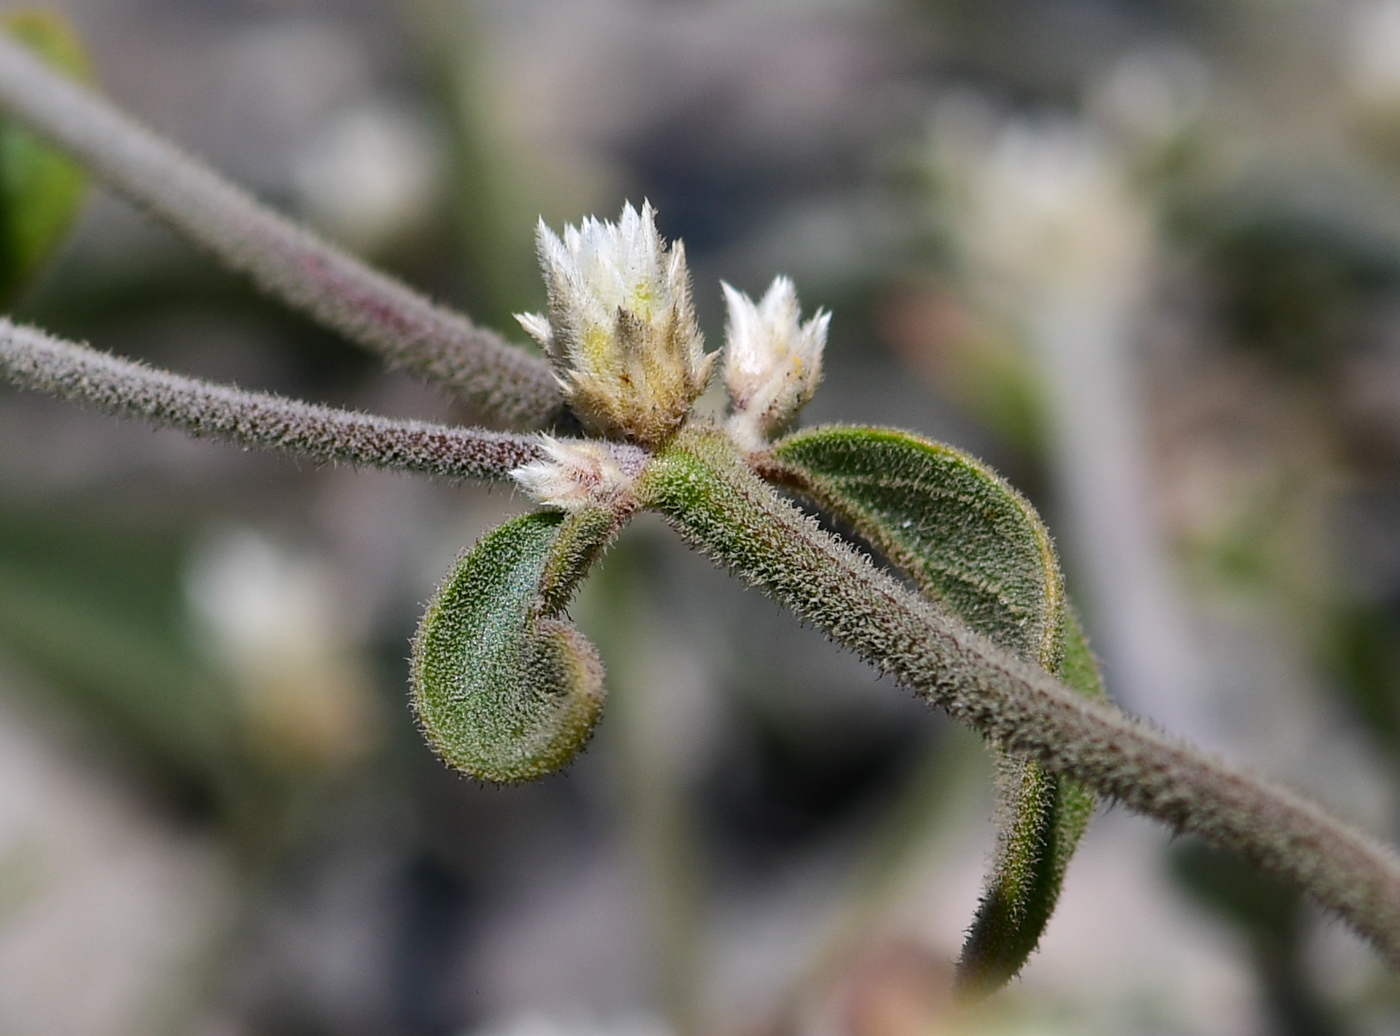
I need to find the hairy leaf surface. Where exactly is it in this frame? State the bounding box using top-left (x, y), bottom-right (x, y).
top-left (764, 425), bottom-right (1104, 995)
top-left (0, 11), bottom-right (89, 301)
top-left (412, 508), bottom-right (619, 782)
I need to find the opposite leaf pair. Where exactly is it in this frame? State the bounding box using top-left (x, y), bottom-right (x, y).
top-left (409, 203), bottom-right (1104, 998)
top-left (411, 422), bottom-right (1102, 995)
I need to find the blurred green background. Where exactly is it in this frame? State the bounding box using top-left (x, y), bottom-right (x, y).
top-left (4, 0), bottom-right (1400, 1033)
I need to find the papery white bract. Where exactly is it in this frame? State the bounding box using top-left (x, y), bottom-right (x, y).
top-left (516, 202), bottom-right (714, 445)
top-left (511, 437), bottom-right (643, 512)
top-left (722, 276), bottom-right (829, 450)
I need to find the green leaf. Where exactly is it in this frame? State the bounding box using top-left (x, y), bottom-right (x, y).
top-left (957, 608), bottom-right (1100, 995)
top-left (764, 425), bottom-right (1105, 996)
top-left (0, 10), bottom-right (91, 303)
top-left (411, 508), bottom-right (620, 783)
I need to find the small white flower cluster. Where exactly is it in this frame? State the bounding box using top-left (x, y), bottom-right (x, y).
top-left (721, 276), bottom-right (830, 450)
top-left (517, 201), bottom-right (713, 446)
top-left (513, 203), bottom-right (828, 509)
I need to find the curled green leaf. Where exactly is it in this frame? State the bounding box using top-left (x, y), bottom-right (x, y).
top-left (0, 10), bottom-right (90, 302)
top-left (761, 425), bottom-right (1104, 996)
top-left (411, 507), bottom-right (623, 783)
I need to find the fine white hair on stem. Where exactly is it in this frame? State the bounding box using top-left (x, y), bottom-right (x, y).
top-left (0, 32), bottom-right (562, 429)
top-left (0, 319), bottom-right (542, 480)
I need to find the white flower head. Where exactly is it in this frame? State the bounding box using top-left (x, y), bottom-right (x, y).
top-left (510, 437), bottom-right (645, 512)
top-left (516, 202), bottom-right (714, 445)
top-left (722, 276), bottom-right (829, 449)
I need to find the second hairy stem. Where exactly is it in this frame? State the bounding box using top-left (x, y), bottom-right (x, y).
top-left (0, 33), bottom-right (562, 428)
top-left (636, 423), bottom-right (1400, 965)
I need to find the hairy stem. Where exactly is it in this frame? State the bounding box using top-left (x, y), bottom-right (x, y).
top-left (0, 33), bottom-right (563, 428)
top-left (639, 424), bottom-right (1400, 965)
top-left (0, 319), bottom-right (542, 479)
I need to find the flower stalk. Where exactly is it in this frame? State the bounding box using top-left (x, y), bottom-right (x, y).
top-left (0, 319), bottom-right (542, 480)
top-left (0, 31), bottom-right (562, 428)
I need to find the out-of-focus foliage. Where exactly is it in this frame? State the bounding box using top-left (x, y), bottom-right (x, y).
top-left (0, 507), bottom-right (237, 795)
top-left (1328, 601), bottom-right (1400, 761)
top-left (1172, 839), bottom-right (1350, 1036)
top-left (0, 10), bottom-right (87, 302)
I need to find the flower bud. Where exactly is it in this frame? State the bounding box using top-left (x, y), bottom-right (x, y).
top-left (510, 437), bottom-right (644, 512)
top-left (516, 202), bottom-right (714, 445)
top-left (722, 277), bottom-right (829, 449)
